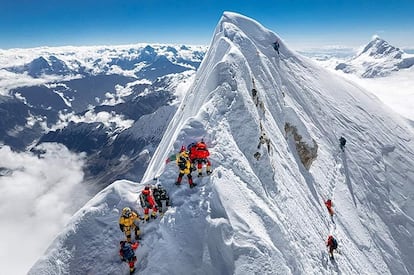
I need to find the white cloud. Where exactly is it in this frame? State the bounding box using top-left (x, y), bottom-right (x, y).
top-left (0, 70), bottom-right (44, 96)
top-left (335, 67), bottom-right (414, 121)
top-left (0, 69), bottom-right (82, 96)
top-left (0, 143), bottom-right (89, 275)
top-left (102, 79), bottom-right (151, 106)
top-left (51, 110), bottom-right (134, 131)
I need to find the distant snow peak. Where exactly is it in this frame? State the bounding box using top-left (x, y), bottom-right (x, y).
top-left (372, 34), bottom-right (380, 40)
top-left (359, 36), bottom-right (402, 58)
top-left (335, 36), bottom-right (414, 77)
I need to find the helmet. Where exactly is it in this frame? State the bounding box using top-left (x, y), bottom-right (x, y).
top-left (122, 207), bottom-right (132, 217)
top-left (144, 185), bottom-right (150, 190)
top-left (180, 145), bottom-right (186, 152)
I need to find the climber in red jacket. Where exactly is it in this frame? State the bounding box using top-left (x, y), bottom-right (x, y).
top-left (139, 185), bottom-right (158, 221)
top-left (326, 235), bottom-right (338, 260)
top-left (325, 199), bottom-right (334, 217)
top-left (188, 140), bottom-right (212, 177)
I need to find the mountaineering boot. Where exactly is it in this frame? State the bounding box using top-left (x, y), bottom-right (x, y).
top-left (175, 176), bottom-right (182, 186)
top-left (130, 267), bottom-right (135, 274)
top-left (151, 212), bottom-right (157, 219)
top-left (190, 182), bottom-right (197, 188)
top-left (134, 229), bottom-right (141, 240)
top-left (206, 165), bottom-right (212, 175)
top-left (198, 172), bottom-right (203, 177)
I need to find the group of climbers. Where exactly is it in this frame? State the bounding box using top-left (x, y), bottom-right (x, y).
top-left (166, 139), bottom-right (212, 188)
top-left (324, 198), bottom-right (338, 260)
top-left (119, 183), bottom-right (171, 273)
top-left (118, 207), bottom-right (141, 273)
top-left (323, 136), bottom-right (346, 261)
top-left (117, 140), bottom-right (211, 273)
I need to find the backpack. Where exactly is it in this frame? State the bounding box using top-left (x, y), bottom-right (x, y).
top-left (187, 142), bottom-right (196, 152)
top-left (160, 189), bottom-right (168, 200)
top-left (139, 193), bottom-right (148, 208)
top-left (332, 238), bottom-right (338, 249)
top-left (121, 242), bottom-right (135, 261)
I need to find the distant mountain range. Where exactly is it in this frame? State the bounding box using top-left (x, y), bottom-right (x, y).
top-left (0, 44), bottom-right (207, 188)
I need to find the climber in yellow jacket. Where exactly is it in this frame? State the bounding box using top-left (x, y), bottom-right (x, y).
top-left (119, 207), bottom-right (141, 243)
top-left (175, 146), bottom-right (196, 188)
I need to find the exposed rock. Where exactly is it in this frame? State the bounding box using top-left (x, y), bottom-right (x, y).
top-left (284, 122), bottom-right (318, 170)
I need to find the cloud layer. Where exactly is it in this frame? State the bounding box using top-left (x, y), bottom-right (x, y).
top-left (0, 143), bottom-right (89, 275)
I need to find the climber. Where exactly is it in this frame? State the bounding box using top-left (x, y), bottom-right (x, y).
top-left (324, 199), bottom-right (335, 217)
top-left (139, 185), bottom-right (158, 221)
top-left (252, 88), bottom-right (259, 106)
top-left (119, 240), bottom-right (139, 274)
top-left (176, 146), bottom-right (197, 188)
top-left (186, 142), bottom-right (197, 172)
top-left (326, 235), bottom-right (338, 260)
top-left (257, 132), bottom-right (271, 153)
top-left (189, 140), bottom-right (212, 177)
top-left (273, 40), bottom-right (280, 55)
top-left (119, 207), bottom-right (141, 243)
top-left (339, 136), bottom-right (346, 152)
top-left (152, 183), bottom-right (170, 214)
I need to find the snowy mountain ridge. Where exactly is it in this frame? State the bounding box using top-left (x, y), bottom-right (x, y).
top-left (29, 12), bottom-right (414, 275)
top-left (335, 36), bottom-right (414, 77)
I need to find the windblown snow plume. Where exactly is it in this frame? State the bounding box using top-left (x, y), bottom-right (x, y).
top-left (29, 12), bottom-right (414, 275)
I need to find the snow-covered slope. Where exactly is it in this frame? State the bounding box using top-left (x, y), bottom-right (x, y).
top-left (29, 12), bottom-right (414, 275)
top-left (335, 36), bottom-right (414, 77)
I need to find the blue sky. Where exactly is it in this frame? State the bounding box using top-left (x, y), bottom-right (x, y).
top-left (1, 0), bottom-right (413, 50)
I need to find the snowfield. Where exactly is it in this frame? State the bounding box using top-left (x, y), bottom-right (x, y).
top-left (29, 12), bottom-right (414, 275)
